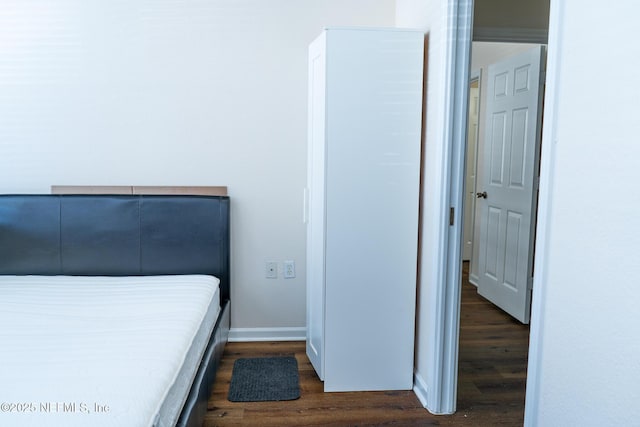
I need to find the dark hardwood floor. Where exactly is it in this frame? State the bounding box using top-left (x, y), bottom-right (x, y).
top-left (205, 263), bottom-right (530, 426)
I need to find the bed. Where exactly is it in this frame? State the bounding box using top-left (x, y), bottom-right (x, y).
top-left (0, 194), bottom-right (230, 427)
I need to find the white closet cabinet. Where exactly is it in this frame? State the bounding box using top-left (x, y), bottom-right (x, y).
top-left (305, 28), bottom-right (424, 392)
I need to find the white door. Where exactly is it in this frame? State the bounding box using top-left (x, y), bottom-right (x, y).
top-left (476, 47), bottom-right (545, 324)
top-left (463, 77), bottom-right (480, 261)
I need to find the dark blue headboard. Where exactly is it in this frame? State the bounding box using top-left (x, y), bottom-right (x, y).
top-left (0, 195), bottom-right (230, 302)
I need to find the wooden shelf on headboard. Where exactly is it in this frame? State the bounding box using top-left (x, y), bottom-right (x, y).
top-left (51, 185), bottom-right (228, 196)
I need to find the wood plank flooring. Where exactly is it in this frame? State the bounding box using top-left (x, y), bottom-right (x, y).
top-left (205, 264), bottom-right (530, 426)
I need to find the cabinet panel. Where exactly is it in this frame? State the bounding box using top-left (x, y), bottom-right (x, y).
top-left (305, 32), bottom-right (327, 380)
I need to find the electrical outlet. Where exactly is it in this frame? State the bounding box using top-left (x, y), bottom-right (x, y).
top-left (265, 262), bottom-right (277, 279)
top-left (283, 260), bottom-right (295, 278)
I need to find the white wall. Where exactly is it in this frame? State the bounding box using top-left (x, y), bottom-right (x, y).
top-left (526, 0), bottom-right (640, 425)
top-left (395, 0), bottom-right (449, 411)
top-left (0, 0), bottom-right (396, 336)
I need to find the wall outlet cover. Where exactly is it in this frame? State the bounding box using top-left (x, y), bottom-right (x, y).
top-left (266, 262), bottom-right (278, 279)
top-left (283, 260), bottom-right (296, 278)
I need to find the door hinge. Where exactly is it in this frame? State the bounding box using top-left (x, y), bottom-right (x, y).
top-left (449, 207), bottom-right (455, 226)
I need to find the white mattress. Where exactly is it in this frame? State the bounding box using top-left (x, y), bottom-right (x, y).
top-left (0, 274), bottom-right (220, 427)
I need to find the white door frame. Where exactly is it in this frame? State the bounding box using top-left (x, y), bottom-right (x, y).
top-left (522, 1), bottom-right (563, 424)
top-left (437, 0), bottom-right (559, 421)
top-left (425, 0), bottom-right (473, 414)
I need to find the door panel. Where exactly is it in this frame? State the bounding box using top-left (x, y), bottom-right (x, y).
top-left (306, 35), bottom-right (326, 379)
top-left (489, 112), bottom-right (507, 185)
top-left (510, 108), bottom-right (528, 187)
top-left (477, 46), bottom-right (545, 324)
top-left (504, 210), bottom-right (522, 289)
top-left (485, 206), bottom-right (501, 279)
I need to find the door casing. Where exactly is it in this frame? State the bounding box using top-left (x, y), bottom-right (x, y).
top-left (432, 0), bottom-right (554, 421)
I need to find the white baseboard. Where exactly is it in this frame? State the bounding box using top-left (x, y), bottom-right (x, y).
top-left (413, 371), bottom-right (429, 408)
top-left (469, 273), bottom-right (479, 287)
top-left (228, 327), bottom-right (306, 342)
